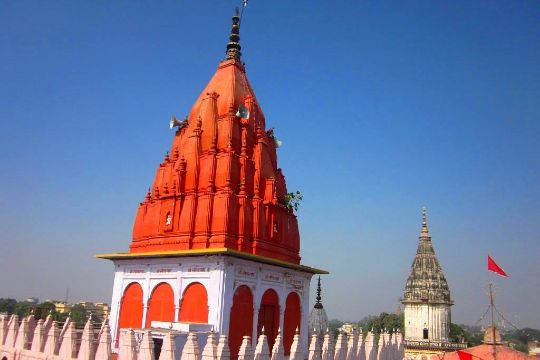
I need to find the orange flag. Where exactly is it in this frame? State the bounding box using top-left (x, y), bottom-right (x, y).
top-left (487, 255), bottom-right (508, 277)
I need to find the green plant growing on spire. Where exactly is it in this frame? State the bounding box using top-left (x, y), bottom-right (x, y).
top-left (283, 191), bottom-right (303, 213)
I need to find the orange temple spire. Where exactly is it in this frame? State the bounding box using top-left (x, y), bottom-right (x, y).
top-left (129, 12), bottom-right (301, 264)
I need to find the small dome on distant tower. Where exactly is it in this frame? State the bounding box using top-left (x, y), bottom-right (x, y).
top-left (309, 276), bottom-right (328, 338)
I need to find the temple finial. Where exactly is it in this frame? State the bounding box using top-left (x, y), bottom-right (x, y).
top-left (314, 276), bottom-right (323, 309)
top-left (226, 8), bottom-right (242, 61)
top-left (421, 207), bottom-right (430, 237)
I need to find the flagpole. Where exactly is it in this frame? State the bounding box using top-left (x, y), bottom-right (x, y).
top-left (489, 281), bottom-right (497, 360)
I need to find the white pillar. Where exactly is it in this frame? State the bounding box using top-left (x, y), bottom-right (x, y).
top-left (253, 305), bottom-right (260, 344)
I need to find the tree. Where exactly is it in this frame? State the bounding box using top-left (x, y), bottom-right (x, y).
top-left (34, 302), bottom-right (57, 320)
top-left (358, 312), bottom-right (403, 334)
top-left (328, 319), bottom-right (344, 338)
top-left (13, 301), bottom-right (33, 318)
top-left (70, 304), bottom-right (89, 327)
top-left (0, 298), bottom-right (17, 315)
top-left (449, 323), bottom-right (469, 343)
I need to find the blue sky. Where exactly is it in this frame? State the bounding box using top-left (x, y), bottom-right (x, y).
top-left (1, 1), bottom-right (539, 328)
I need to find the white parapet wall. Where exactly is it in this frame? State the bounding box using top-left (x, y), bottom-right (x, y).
top-left (0, 314), bottom-right (405, 360)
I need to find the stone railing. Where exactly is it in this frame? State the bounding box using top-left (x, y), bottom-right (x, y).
top-left (403, 339), bottom-right (467, 351)
top-left (0, 314), bottom-right (404, 360)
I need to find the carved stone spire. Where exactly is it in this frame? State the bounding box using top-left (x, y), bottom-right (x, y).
top-left (402, 208), bottom-right (452, 304)
top-left (309, 276), bottom-right (328, 339)
top-left (226, 8), bottom-right (242, 61)
top-left (314, 276), bottom-right (323, 309)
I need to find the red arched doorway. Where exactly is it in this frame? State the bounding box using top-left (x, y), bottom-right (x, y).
top-left (145, 282), bottom-right (175, 327)
top-left (229, 285), bottom-right (253, 360)
top-left (257, 289), bottom-right (279, 351)
top-left (178, 282), bottom-right (208, 323)
top-left (283, 292), bottom-right (301, 355)
top-left (117, 282), bottom-right (144, 344)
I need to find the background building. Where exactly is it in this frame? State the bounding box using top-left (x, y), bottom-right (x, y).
top-left (401, 208), bottom-right (465, 359)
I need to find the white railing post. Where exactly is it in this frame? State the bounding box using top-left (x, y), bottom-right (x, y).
top-left (270, 330), bottom-right (284, 360)
top-left (77, 317), bottom-right (95, 360)
top-left (158, 330), bottom-right (176, 360)
top-left (238, 336), bottom-right (253, 360)
top-left (95, 319), bottom-right (112, 360)
top-left (216, 334), bottom-right (231, 360)
top-left (202, 331), bottom-right (218, 360)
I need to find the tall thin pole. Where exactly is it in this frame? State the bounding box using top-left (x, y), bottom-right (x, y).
top-left (489, 282), bottom-right (496, 360)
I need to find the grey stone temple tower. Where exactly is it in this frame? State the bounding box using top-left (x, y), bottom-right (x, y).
top-left (401, 208), bottom-right (465, 358)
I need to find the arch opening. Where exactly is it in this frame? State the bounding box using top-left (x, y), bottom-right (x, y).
top-left (283, 291), bottom-right (301, 355)
top-left (229, 285), bottom-right (254, 360)
top-left (257, 289), bottom-right (279, 351)
top-left (178, 282), bottom-right (208, 323)
top-left (117, 282), bottom-right (144, 344)
top-left (145, 282), bottom-right (175, 327)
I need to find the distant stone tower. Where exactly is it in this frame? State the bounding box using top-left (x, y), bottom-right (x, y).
top-left (401, 208), bottom-right (465, 359)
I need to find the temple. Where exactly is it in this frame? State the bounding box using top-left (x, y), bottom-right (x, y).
top-left (129, 9), bottom-right (300, 264)
top-left (401, 208), bottom-right (466, 359)
top-left (96, 10), bottom-right (326, 359)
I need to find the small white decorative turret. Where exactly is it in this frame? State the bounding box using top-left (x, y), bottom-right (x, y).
top-left (158, 330), bottom-right (176, 360)
top-left (5, 314), bottom-right (19, 347)
top-left (95, 319), bottom-right (112, 360)
top-left (138, 329), bottom-right (155, 360)
top-left (270, 329), bottom-right (284, 360)
top-left (202, 330), bottom-right (218, 360)
top-left (77, 316), bottom-right (95, 360)
top-left (14, 315), bottom-right (29, 349)
top-left (289, 328), bottom-right (302, 360)
top-left (181, 332), bottom-right (200, 360)
top-left (334, 331), bottom-right (347, 360)
top-left (119, 329), bottom-right (137, 360)
top-left (42, 313), bottom-right (53, 335)
top-left (26, 314), bottom-right (36, 346)
top-left (238, 336), bottom-right (254, 360)
top-left (363, 331), bottom-right (376, 360)
top-left (0, 314), bottom-right (8, 345)
top-left (355, 330), bottom-right (365, 360)
top-left (321, 329), bottom-right (334, 360)
top-left (44, 320), bottom-right (60, 356)
top-left (308, 331), bottom-right (321, 360)
top-left (346, 330), bottom-right (358, 360)
top-left (217, 334), bottom-right (231, 360)
top-left (59, 320), bottom-right (77, 358)
top-left (376, 331), bottom-right (385, 360)
top-left (254, 327), bottom-right (270, 360)
top-left (30, 319), bottom-right (45, 352)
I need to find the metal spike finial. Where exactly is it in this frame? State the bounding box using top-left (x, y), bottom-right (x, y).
top-left (420, 207), bottom-right (430, 237)
top-left (226, 8), bottom-right (242, 60)
top-left (314, 276), bottom-right (323, 309)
